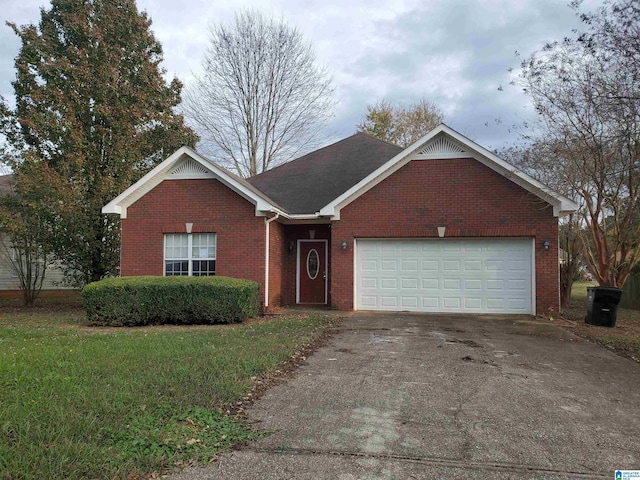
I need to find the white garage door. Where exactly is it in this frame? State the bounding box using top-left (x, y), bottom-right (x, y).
top-left (356, 238), bottom-right (534, 314)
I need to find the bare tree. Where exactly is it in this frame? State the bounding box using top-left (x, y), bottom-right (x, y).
top-left (357, 98), bottom-right (444, 147)
top-left (0, 191), bottom-right (51, 306)
top-left (516, 0), bottom-right (640, 288)
top-left (184, 10), bottom-right (335, 177)
top-left (498, 144), bottom-right (585, 307)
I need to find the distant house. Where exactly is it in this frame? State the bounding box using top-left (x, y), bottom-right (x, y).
top-left (0, 174), bottom-right (69, 296)
top-left (103, 124), bottom-right (578, 315)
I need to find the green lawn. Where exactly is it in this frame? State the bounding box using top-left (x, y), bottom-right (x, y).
top-left (0, 309), bottom-right (335, 479)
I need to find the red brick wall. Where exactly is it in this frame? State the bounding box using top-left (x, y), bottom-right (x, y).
top-left (121, 179), bottom-right (268, 303)
top-left (267, 220), bottom-right (285, 309)
top-left (330, 158), bottom-right (559, 314)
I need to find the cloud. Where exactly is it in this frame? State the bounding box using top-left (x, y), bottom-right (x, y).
top-left (0, 0), bottom-right (606, 149)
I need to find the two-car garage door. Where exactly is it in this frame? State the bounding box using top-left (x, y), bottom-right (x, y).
top-left (355, 238), bottom-right (534, 314)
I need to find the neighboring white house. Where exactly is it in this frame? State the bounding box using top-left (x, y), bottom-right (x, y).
top-left (0, 174), bottom-right (70, 293)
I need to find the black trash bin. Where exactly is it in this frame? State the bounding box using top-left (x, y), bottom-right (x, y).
top-left (586, 286), bottom-right (623, 327)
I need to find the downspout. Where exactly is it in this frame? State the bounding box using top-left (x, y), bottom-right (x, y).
top-left (264, 213), bottom-right (280, 308)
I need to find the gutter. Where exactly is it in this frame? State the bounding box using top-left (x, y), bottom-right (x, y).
top-left (264, 213), bottom-right (280, 308)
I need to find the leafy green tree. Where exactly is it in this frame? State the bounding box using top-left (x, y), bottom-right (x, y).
top-left (357, 98), bottom-right (444, 147)
top-left (3, 0), bottom-right (198, 286)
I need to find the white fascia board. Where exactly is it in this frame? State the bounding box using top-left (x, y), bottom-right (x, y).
top-left (102, 146), bottom-right (192, 217)
top-left (102, 146), bottom-right (281, 218)
top-left (320, 123), bottom-right (579, 219)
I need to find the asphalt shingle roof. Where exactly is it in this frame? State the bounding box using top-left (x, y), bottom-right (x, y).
top-left (247, 133), bottom-right (403, 214)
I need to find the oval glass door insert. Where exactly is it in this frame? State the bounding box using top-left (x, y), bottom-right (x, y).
top-left (307, 249), bottom-right (319, 279)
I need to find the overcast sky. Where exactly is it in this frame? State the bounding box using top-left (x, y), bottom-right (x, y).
top-left (0, 0), bottom-right (603, 153)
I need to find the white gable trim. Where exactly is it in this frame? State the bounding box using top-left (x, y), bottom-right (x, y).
top-left (102, 146), bottom-right (277, 218)
top-left (319, 124), bottom-right (578, 219)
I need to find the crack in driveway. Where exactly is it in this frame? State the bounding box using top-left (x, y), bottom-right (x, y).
top-left (248, 447), bottom-right (609, 479)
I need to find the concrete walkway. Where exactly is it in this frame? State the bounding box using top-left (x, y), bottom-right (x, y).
top-left (167, 313), bottom-right (640, 479)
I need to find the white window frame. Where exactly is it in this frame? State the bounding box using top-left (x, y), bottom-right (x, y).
top-left (164, 233), bottom-right (216, 277)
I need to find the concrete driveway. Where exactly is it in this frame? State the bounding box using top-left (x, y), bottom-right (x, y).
top-left (168, 313), bottom-right (640, 479)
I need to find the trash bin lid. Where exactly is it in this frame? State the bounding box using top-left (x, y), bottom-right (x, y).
top-left (593, 286), bottom-right (623, 293)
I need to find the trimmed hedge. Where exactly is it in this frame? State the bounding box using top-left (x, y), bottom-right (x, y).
top-left (82, 276), bottom-right (260, 326)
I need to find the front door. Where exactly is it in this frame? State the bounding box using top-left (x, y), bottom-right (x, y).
top-left (297, 240), bottom-right (327, 304)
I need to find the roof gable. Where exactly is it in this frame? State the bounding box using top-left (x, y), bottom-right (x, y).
top-left (247, 133), bottom-right (402, 214)
top-left (103, 125), bottom-right (578, 221)
top-left (102, 147), bottom-right (283, 218)
top-left (319, 124), bottom-right (578, 218)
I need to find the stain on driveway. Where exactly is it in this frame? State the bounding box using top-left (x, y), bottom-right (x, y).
top-left (167, 313), bottom-right (640, 479)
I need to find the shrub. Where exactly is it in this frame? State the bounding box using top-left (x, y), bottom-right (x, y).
top-left (82, 276), bottom-right (259, 326)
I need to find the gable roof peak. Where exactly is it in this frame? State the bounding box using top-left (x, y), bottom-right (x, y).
top-left (318, 123), bottom-right (578, 218)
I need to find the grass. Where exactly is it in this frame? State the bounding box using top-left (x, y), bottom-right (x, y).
top-left (562, 281), bottom-right (640, 362)
top-left (0, 302), bottom-right (336, 479)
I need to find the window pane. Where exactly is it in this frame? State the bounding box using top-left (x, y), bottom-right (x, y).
top-left (192, 260), bottom-right (216, 276)
top-left (165, 260), bottom-right (188, 276)
top-left (192, 233), bottom-right (216, 259)
top-left (307, 249), bottom-right (319, 279)
top-left (165, 234), bottom-right (188, 259)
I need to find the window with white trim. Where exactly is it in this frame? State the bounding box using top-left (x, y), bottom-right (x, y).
top-left (164, 233), bottom-right (216, 276)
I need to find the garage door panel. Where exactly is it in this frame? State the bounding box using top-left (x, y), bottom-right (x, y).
top-left (508, 279), bottom-right (527, 291)
top-left (464, 298), bottom-right (483, 310)
top-left (401, 260), bottom-right (419, 271)
top-left (485, 260), bottom-right (503, 271)
top-left (464, 260), bottom-right (482, 271)
top-left (443, 297), bottom-right (462, 309)
top-left (402, 243), bottom-right (419, 253)
top-left (380, 260), bottom-right (398, 271)
top-left (510, 299), bottom-right (531, 311)
top-left (422, 259), bottom-right (439, 271)
top-left (508, 260), bottom-right (528, 271)
top-left (464, 279), bottom-right (482, 290)
top-left (380, 296), bottom-right (398, 307)
top-left (360, 295), bottom-right (378, 307)
top-left (486, 279), bottom-right (504, 290)
top-left (381, 278), bottom-right (397, 289)
top-left (443, 278), bottom-right (461, 290)
top-left (361, 277), bottom-right (377, 288)
top-left (356, 239), bottom-right (533, 314)
top-left (401, 296), bottom-right (418, 308)
top-left (422, 278), bottom-right (439, 289)
top-left (401, 278), bottom-right (418, 289)
top-left (422, 297), bottom-right (439, 308)
top-left (486, 297), bottom-right (506, 309)
top-left (443, 260), bottom-right (461, 271)
top-left (361, 260), bottom-right (377, 271)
